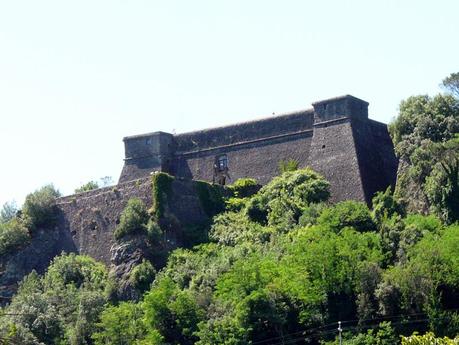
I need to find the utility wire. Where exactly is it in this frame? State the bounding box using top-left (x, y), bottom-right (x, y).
top-left (252, 309), bottom-right (459, 345)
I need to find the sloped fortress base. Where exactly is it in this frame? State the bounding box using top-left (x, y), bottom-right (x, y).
top-left (120, 95), bottom-right (398, 204)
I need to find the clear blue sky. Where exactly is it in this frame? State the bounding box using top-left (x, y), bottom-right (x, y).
top-left (1, 0), bottom-right (458, 207)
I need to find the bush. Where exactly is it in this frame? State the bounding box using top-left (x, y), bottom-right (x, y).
top-left (402, 332), bottom-right (459, 344)
top-left (75, 181), bottom-right (99, 193)
top-left (22, 184), bottom-right (61, 230)
top-left (228, 178), bottom-right (260, 198)
top-left (130, 259), bottom-right (156, 292)
top-left (0, 219), bottom-right (30, 256)
top-left (114, 198), bottom-right (150, 240)
top-left (298, 203), bottom-right (327, 227)
top-left (196, 181), bottom-right (225, 217)
top-left (318, 201), bottom-right (376, 233)
top-left (246, 168), bottom-right (330, 227)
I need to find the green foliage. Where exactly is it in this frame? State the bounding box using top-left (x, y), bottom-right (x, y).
top-left (0, 200), bottom-right (17, 223)
top-left (278, 158), bottom-right (299, 173)
top-left (389, 92), bottom-right (459, 219)
top-left (92, 302), bottom-right (146, 345)
top-left (210, 211), bottom-right (272, 246)
top-left (298, 202), bottom-right (327, 227)
top-left (442, 72), bottom-right (459, 98)
top-left (151, 172), bottom-right (173, 219)
top-left (114, 198), bottom-right (150, 240)
top-left (0, 253), bottom-right (109, 345)
top-left (371, 187), bottom-right (405, 226)
top-left (196, 181), bottom-right (225, 217)
top-left (323, 322), bottom-right (397, 345)
top-left (402, 332), bottom-right (459, 344)
top-left (143, 277), bottom-right (205, 345)
top-left (317, 200), bottom-right (376, 233)
top-left (74, 180), bottom-right (99, 193)
top-left (378, 225), bottom-right (459, 337)
top-left (0, 218), bottom-right (30, 256)
top-left (227, 178), bottom-right (259, 198)
top-left (423, 136), bottom-right (459, 223)
top-left (389, 94), bottom-right (459, 152)
top-left (246, 168), bottom-right (330, 227)
top-left (130, 259), bottom-right (156, 293)
top-left (22, 184), bottom-right (61, 230)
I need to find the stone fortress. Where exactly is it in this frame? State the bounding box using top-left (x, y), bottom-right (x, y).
top-left (0, 95), bottom-right (399, 301)
top-left (120, 95), bottom-right (398, 204)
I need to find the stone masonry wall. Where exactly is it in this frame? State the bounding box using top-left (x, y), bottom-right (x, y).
top-left (0, 176), bottom-right (215, 301)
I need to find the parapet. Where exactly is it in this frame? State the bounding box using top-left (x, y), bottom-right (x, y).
top-left (312, 95), bottom-right (369, 124)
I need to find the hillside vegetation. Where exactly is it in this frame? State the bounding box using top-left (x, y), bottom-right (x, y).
top-left (0, 74), bottom-right (459, 344)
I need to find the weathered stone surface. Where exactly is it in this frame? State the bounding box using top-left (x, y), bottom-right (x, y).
top-left (0, 177), bottom-right (216, 303)
top-left (119, 95), bottom-right (398, 205)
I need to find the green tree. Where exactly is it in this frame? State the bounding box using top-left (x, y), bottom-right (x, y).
top-left (0, 218), bottom-right (30, 256)
top-left (402, 332), bottom-right (459, 344)
top-left (114, 198), bottom-right (150, 240)
top-left (389, 93), bottom-right (459, 216)
top-left (317, 201), bottom-right (376, 233)
top-left (0, 200), bottom-right (17, 223)
top-left (442, 72), bottom-right (459, 98)
top-left (93, 302), bottom-right (146, 345)
top-left (246, 168), bottom-right (330, 228)
top-left (22, 184), bottom-right (61, 230)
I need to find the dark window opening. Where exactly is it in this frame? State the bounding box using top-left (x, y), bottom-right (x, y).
top-left (214, 154), bottom-right (230, 185)
top-left (217, 155), bottom-right (228, 171)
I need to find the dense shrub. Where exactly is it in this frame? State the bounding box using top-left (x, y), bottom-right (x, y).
top-left (401, 332), bottom-right (459, 344)
top-left (196, 181), bottom-right (225, 217)
top-left (92, 302), bottom-right (147, 345)
top-left (298, 202), bottom-right (327, 227)
top-left (0, 219), bottom-right (30, 256)
top-left (246, 168), bottom-right (330, 227)
top-left (0, 253), bottom-right (109, 345)
top-left (130, 259), bottom-right (156, 293)
top-left (317, 200), bottom-right (376, 233)
top-left (114, 198), bottom-right (149, 240)
top-left (74, 180), bottom-right (99, 193)
top-left (227, 178), bottom-right (259, 198)
top-left (22, 184), bottom-right (61, 229)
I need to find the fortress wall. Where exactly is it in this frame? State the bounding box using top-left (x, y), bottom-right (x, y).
top-left (118, 95), bottom-right (398, 205)
top-left (0, 177), bottom-right (216, 300)
top-left (352, 119), bottom-right (398, 203)
top-left (56, 177), bottom-right (211, 266)
top-left (56, 178), bottom-right (153, 265)
top-left (174, 110), bottom-right (314, 153)
top-left (172, 131), bottom-right (313, 185)
top-left (308, 118), bottom-right (367, 203)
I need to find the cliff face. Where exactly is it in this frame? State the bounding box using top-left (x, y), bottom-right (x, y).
top-left (0, 176), bottom-right (221, 303)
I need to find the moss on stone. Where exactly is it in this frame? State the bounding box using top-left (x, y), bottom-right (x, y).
top-left (151, 172), bottom-right (174, 219)
top-left (195, 181), bottom-right (225, 217)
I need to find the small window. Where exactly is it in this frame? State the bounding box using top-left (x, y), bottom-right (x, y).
top-left (146, 138), bottom-right (152, 145)
top-left (217, 155), bottom-right (228, 171)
